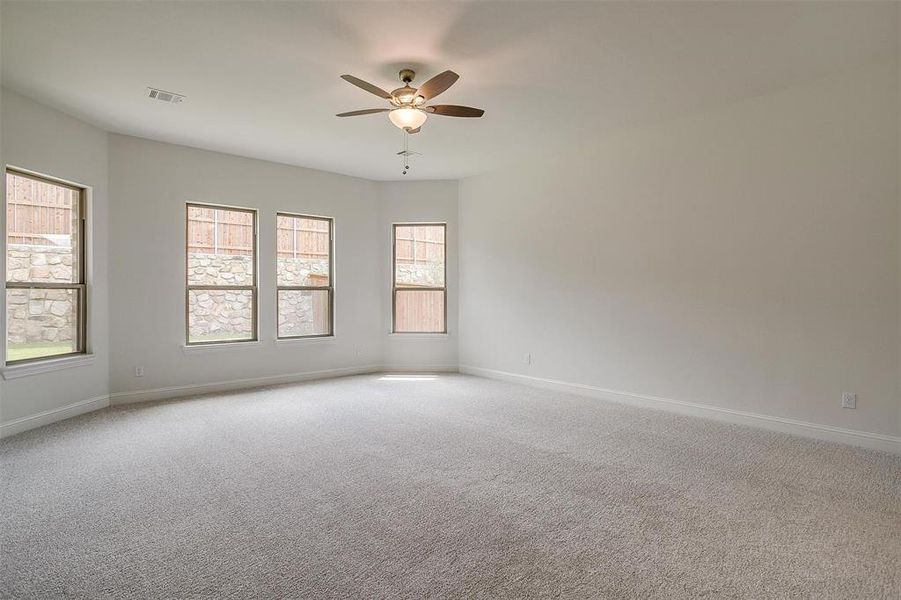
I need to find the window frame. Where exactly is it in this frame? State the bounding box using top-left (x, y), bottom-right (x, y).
top-left (185, 202), bottom-right (258, 346)
top-left (5, 168), bottom-right (87, 365)
top-left (391, 222), bottom-right (447, 334)
top-left (276, 212), bottom-right (334, 340)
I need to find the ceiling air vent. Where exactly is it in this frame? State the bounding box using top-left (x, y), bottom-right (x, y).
top-left (146, 87), bottom-right (185, 104)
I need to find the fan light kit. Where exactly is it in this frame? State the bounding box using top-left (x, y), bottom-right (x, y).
top-left (388, 107), bottom-right (428, 131)
top-left (337, 68), bottom-right (485, 174)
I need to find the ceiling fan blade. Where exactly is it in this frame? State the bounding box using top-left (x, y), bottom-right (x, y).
top-left (336, 108), bottom-right (390, 117)
top-left (415, 70), bottom-right (459, 101)
top-left (340, 74), bottom-right (392, 99)
top-left (426, 105), bottom-right (485, 118)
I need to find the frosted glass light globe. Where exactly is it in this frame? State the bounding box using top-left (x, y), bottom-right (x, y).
top-left (388, 108), bottom-right (427, 130)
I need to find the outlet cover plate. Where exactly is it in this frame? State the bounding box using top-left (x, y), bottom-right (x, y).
top-left (841, 392), bottom-right (856, 409)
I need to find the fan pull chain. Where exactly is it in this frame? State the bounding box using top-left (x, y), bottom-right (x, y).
top-left (402, 130), bottom-right (411, 175)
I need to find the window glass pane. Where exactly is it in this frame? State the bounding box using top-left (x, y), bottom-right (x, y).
top-left (394, 289), bottom-right (445, 333)
top-left (187, 206), bottom-right (254, 286)
top-left (278, 290), bottom-right (330, 337)
top-left (394, 225), bottom-right (444, 287)
top-left (277, 215), bottom-right (330, 286)
top-left (7, 288), bottom-right (78, 361)
top-left (188, 289), bottom-right (253, 343)
top-left (6, 172), bottom-right (79, 284)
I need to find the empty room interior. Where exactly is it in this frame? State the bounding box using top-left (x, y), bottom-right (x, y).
top-left (1, 1), bottom-right (900, 598)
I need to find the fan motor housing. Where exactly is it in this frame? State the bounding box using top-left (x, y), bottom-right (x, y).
top-left (391, 85), bottom-right (421, 105)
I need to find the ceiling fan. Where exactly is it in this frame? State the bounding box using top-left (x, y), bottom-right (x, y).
top-left (337, 69), bottom-right (484, 133)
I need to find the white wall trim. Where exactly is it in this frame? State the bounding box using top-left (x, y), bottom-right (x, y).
top-left (459, 365), bottom-right (901, 455)
top-left (112, 363), bottom-right (459, 405)
top-left (110, 364), bottom-right (384, 405)
top-left (1, 365), bottom-right (461, 437)
top-left (5, 365), bottom-right (895, 456)
top-left (380, 364), bottom-right (459, 373)
top-left (1, 354), bottom-right (97, 380)
top-left (0, 394), bottom-right (109, 439)
top-left (181, 341), bottom-right (263, 355)
top-left (274, 336), bottom-right (337, 346)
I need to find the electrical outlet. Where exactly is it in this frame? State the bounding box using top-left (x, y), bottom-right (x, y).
top-left (841, 392), bottom-right (856, 409)
top-left (134, 366), bottom-right (144, 377)
top-left (523, 353), bottom-right (531, 365)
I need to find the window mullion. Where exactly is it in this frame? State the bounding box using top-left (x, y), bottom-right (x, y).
top-left (5, 282), bottom-right (83, 290)
top-left (186, 287), bottom-right (257, 292)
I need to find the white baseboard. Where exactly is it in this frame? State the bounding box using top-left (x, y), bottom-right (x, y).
top-left (2, 364), bottom-right (457, 438)
top-left (0, 394), bottom-right (110, 439)
top-left (380, 364), bottom-right (459, 373)
top-left (459, 365), bottom-right (901, 455)
top-left (109, 364), bottom-right (384, 405)
top-left (111, 363), bottom-right (459, 405)
top-left (4, 364), bottom-right (896, 455)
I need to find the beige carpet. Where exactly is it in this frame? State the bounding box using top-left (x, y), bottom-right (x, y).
top-left (1, 373), bottom-right (899, 598)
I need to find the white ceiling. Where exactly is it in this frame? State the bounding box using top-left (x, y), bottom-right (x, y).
top-left (1, 1), bottom-right (896, 181)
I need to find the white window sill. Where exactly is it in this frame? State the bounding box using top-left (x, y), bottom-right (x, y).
top-left (275, 336), bottom-right (336, 346)
top-left (182, 340), bottom-right (263, 355)
top-left (2, 354), bottom-right (97, 380)
top-left (388, 333), bottom-right (450, 339)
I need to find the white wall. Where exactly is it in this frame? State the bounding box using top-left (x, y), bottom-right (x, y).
top-left (378, 181), bottom-right (459, 370)
top-left (3, 55), bottom-right (898, 444)
top-left (108, 136), bottom-right (458, 402)
top-left (460, 60), bottom-right (901, 438)
top-left (0, 92), bottom-right (459, 427)
top-left (108, 135), bottom-right (378, 398)
top-left (0, 88), bottom-right (110, 423)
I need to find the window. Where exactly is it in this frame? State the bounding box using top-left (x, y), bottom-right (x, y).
top-left (186, 204), bottom-right (257, 344)
top-left (392, 223), bottom-right (446, 333)
top-left (6, 169), bottom-right (86, 364)
top-left (277, 213), bottom-right (333, 338)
